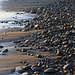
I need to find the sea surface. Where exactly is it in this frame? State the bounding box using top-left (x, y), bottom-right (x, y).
top-left (0, 0), bottom-right (36, 29)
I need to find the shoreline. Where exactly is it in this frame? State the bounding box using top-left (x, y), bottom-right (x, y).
top-left (0, 0), bottom-right (75, 75)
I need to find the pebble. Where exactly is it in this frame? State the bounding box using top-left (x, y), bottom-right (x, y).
top-left (0, 46), bottom-right (3, 48)
top-left (32, 67), bottom-right (41, 71)
top-left (63, 64), bottom-right (73, 70)
top-left (15, 67), bottom-right (24, 73)
top-left (36, 54), bottom-right (42, 58)
top-left (44, 68), bottom-right (56, 73)
top-left (21, 72), bottom-right (28, 75)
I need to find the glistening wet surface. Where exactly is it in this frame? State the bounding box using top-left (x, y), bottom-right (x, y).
top-left (0, 11), bottom-right (36, 29)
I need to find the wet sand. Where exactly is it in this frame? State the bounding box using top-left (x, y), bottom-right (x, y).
top-left (0, 28), bottom-right (44, 74)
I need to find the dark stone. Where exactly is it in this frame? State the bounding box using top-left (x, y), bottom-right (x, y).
top-left (44, 68), bottom-right (56, 73)
top-left (37, 54), bottom-right (42, 58)
top-left (0, 46), bottom-right (3, 48)
top-left (32, 67), bottom-right (41, 71)
top-left (21, 48), bottom-right (27, 52)
top-left (63, 64), bottom-right (73, 70)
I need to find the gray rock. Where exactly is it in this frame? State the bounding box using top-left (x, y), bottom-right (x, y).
top-left (15, 67), bottom-right (24, 73)
top-left (21, 72), bottom-right (28, 75)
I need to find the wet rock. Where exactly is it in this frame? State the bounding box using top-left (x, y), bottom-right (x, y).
top-left (2, 49), bottom-right (8, 53)
top-left (63, 64), bottom-right (73, 70)
top-left (31, 9), bottom-right (36, 14)
top-left (32, 67), bottom-right (41, 71)
top-left (21, 72), bottom-right (29, 75)
top-left (15, 67), bottom-right (24, 73)
top-left (13, 40), bottom-right (21, 43)
top-left (56, 49), bottom-right (63, 56)
top-left (0, 52), bottom-right (5, 55)
top-left (21, 48), bottom-right (27, 52)
top-left (14, 72), bottom-right (21, 75)
top-left (36, 54), bottom-right (42, 58)
top-left (23, 64), bottom-right (31, 70)
top-left (34, 25), bottom-right (39, 29)
top-left (44, 68), bottom-right (56, 73)
top-left (0, 46), bottom-right (3, 48)
top-left (34, 71), bottom-right (40, 74)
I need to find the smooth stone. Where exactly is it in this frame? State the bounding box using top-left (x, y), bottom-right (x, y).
top-left (32, 67), bottom-right (41, 71)
top-left (0, 46), bottom-right (3, 48)
top-left (63, 64), bottom-right (73, 70)
top-left (56, 49), bottom-right (63, 56)
top-left (37, 54), bottom-right (42, 58)
top-left (0, 52), bottom-right (5, 55)
top-left (2, 49), bottom-right (8, 53)
top-left (14, 72), bottom-right (21, 75)
top-left (34, 71), bottom-right (40, 74)
top-left (21, 72), bottom-right (28, 75)
top-left (44, 68), bottom-right (56, 73)
top-left (15, 67), bottom-right (24, 73)
top-left (23, 64), bottom-right (31, 70)
top-left (21, 48), bottom-right (27, 52)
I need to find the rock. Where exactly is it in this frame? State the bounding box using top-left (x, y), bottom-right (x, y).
top-left (14, 72), bottom-right (21, 75)
top-left (23, 64), bottom-right (31, 70)
top-left (21, 72), bottom-right (28, 75)
top-left (36, 54), bottom-right (42, 58)
top-left (21, 48), bottom-right (27, 52)
top-left (0, 52), bottom-right (5, 55)
top-left (34, 25), bottom-right (39, 29)
top-left (0, 46), bottom-right (3, 48)
top-left (15, 67), bottom-right (24, 73)
top-left (12, 40), bottom-right (21, 43)
top-left (34, 71), bottom-right (40, 74)
top-left (44, 68), bottom-right (56, 73)
top-left (2, 49), bottom-right (8, 53)
top-left (63, 64), bottom-right (73, 70)
top-left (32, 67), bottom-right (41, 71)
top-left (56, 49), bottom-right (63, 56)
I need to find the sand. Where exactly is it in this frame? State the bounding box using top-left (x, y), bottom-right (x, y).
top-left (0, 28), bottom-right (49, 74)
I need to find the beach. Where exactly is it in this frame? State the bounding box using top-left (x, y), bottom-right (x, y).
top-left (0, 0), bottom-right (75, 75)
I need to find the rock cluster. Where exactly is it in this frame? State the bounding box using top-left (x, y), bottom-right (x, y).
top-left (12, 0), bottom-right (74, 75)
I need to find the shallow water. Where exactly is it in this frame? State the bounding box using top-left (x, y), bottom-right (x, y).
top-left (0, 11), bottom-right (36, 29)
top-left (0, 0), bottom-right (37, 29)
top-left (0, 42), bottom-right (15, 49)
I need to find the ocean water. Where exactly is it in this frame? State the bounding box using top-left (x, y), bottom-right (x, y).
top-left (0, 0), bottom-right (36, 29)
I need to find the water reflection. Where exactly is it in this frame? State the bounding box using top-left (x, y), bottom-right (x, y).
top-left (0, 11), bottom-right (36, 29)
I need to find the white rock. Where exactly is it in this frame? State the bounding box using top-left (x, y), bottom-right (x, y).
top-left (21, 72), bottom-right (28, 75)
